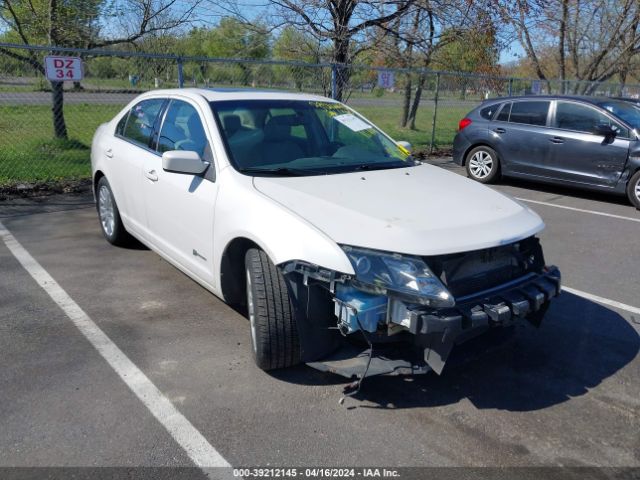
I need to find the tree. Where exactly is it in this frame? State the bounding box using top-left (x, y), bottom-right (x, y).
top-left (0, 0), bottom-right (200, 139)
top-left (378, 0), bottom-right (481, 129)
top-left (498, 0), bottom-right (640, 94)
top-left (258, 0), bottom-right (418, 100)
top-left (197, 18), bottom-right (270, 86)
top-left (134, 33), bottom-right (181, 86)
top-left (273, 26), bottom-right (328, 91)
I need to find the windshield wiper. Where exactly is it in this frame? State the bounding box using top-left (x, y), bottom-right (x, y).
top-left (350, 161), bottom-right (417, 172)
top-left (238, 166), bottom-right (327, 177)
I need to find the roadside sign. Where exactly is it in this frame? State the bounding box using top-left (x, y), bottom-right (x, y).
top-left (377, 70), bottom-right (395, 89)
top-left (44, 56), bottom-right (84, 81)
top-left (531, 80), bottom-right (542, 95)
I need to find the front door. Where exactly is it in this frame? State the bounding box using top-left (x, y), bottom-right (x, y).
top-left (546, 100), bottom-right (629, 187)
top-left (142, 99), bottom-right (218, 287)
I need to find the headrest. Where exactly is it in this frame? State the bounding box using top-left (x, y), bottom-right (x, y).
top-left (223, 114), bottom-right (241, 136)
top-left (264, 116), bottom-right (293, 141)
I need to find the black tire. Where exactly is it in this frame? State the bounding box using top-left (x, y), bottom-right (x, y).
top-left (245, 248), bottom-right (300, 370)
top-left (627, 170), bottom-right (640, 210)
top-left (465, 145), bottom-right (500, 184)
top-left (96, 176), bottom-right (132, 246)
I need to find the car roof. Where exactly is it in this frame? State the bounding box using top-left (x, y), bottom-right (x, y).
top-left (140, 87), bottom-right (337, 104)
top-left (481, 95), bottom-right (621, 106)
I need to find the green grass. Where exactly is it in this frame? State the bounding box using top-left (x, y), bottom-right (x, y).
top-left (0, 103), bottom-right (121, 184)
top-left (354, 104), bottom-right (469, 151)
top-left (0, 99), bottom-right (469, 185)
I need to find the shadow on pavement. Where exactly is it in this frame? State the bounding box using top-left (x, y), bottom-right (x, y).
top-left (275, 292), bottom-right (639, 411)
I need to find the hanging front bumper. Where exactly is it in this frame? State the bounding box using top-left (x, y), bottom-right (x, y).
top-left (307, 266), bottom-right (561, 378)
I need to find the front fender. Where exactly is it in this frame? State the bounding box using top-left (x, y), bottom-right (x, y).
top-left (212, 168), bottom-right (355, 286)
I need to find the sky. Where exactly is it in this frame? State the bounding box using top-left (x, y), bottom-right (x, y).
top-left (499, 43), bottom-right (526, 66)
top-left (0, 0), bottom-right (525, 67)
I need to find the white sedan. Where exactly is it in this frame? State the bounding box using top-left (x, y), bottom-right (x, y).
top-left (91, 88), bottom-right (560, 379)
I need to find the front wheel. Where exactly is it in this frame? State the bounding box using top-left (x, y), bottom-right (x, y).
top-left (245, 248), bottom-right (300, 370)
top-left (627, 170), bottom-right (640, 210)
top-left (465, 146), bottom-right (500, 184)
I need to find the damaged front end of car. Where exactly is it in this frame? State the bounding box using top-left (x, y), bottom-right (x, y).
top-left (280, 236), bottom-right (561, 380)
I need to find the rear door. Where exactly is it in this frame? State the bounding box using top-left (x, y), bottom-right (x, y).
top-left (142, 98), bottom-right (218, 286)
top-left (110, 98), bottom-right (166, 235)
top-left (490, 100), bottom-right (553, 177)
top-left (545, 100), bottom-right (630, 187)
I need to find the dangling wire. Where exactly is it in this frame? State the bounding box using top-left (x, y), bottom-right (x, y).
top-left (339, 312), bottom-right (374, 405)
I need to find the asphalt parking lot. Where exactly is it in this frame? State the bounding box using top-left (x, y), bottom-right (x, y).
top-left (1, 159), bottom-right (639, 476)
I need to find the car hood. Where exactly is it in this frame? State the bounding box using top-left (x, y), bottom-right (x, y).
top-left (252, 163), bottom-right (544, 256)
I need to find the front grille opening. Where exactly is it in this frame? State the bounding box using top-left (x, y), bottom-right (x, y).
top-left (424, 236), bottom-right (544, 298)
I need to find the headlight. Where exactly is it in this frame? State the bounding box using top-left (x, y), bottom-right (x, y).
top-left (341, 246), bottom-right (455, 308)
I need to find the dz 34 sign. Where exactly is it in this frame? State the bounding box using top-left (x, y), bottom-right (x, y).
top-left (44, 56), bottom-right (84, 81)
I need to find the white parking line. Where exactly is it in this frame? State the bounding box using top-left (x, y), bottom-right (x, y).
top-left (517, 197), bottom-right (640, 223)
top-left (562, 286), bottom-right (640, 315)
top-left (0, 221), bottom-right (232, 472)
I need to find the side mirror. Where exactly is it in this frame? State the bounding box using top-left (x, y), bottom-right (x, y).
top-left (397, 140), bottom-right (413, 153)
top-left (593, 124), bottom-right (617, 139)
top-left (162, 150), bottom-right (208, 175)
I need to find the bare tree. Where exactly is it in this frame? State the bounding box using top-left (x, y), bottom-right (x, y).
top-left (498, 0), bottom-right (640, 94)
top-left (252, 0), bottom-right (418, 101)
top-left (0, 0), bottom-right (200, 139)
top-left (379, 0), bottom-right (476, 129)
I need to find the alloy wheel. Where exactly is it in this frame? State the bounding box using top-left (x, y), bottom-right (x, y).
top-left (98, 185), bottom-right (115, 237)
top-left (468, 150), bottom-right (494, 179)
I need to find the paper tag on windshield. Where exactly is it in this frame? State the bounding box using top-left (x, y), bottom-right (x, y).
top-left (333, 113), bottom-right (372, 132)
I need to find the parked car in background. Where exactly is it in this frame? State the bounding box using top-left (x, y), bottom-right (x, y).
top-left (453, 95), bottom-right (640, 209)
top-left (91, 88), bottom-right (560, 381)
top-left (612, 96), bottom-right (640, 108)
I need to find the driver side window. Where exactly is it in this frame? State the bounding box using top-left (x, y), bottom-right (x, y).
top-left (554, 102), bottom-right (628, 137)
top-left (158, 100), bottom-right (210, 157)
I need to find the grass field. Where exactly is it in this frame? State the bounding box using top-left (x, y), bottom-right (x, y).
top-left (0, 100), bottom-right (468, 185)
top-left (0, 104), bottom-right (121, 185)
top-left (355, 104), bottom-right (468, 150)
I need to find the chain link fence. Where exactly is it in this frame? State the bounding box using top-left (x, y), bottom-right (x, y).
top-left (2, 42), bottom-right (640, 187)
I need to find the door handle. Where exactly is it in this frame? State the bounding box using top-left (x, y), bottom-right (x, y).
top-left (550, 136), bottom-right (565, 144)
top-left (105, 148), bottom-right (113, 158)
top-left (145, 169), bottom-right (158, 182)
top-left (493, 127), bottom-right (506, 134)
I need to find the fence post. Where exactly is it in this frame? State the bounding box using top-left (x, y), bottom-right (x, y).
top-left (429, 72), bottom-right (440, 154)
top-left (331, 64), bottom-right (338, 100)
top-left (177, 57), bottom-right (184, 88)
top-left (508, 77), bottom-right (513, 96)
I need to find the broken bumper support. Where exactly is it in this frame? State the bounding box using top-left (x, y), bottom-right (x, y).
top-left (414, 266), bottom-right (561, 374)
top-left (307, 267), bottom-right (561, 379)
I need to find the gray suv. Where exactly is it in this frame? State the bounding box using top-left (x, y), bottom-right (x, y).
top-left (452, 96), bottom-right (640, 209)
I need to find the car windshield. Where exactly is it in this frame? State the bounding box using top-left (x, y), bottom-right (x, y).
top-left (210, 99), bottom-right (415, 175)
top-left (597, 100), bottom-right (640, 130)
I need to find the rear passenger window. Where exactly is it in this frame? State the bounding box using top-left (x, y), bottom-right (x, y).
top-left (509, 101), bottom-right (550, 126)
top-left (495, 103), bottom-right (511, 122)
top-left (480, 104), bottom-right (500, 120)
top-left (122, 99), bottom-right (165, 147)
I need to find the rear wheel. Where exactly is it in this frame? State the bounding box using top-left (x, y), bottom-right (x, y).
top-left (627, 170), bottom-right (640, 210)
top-left (96, 177), bottom-right (132, 246)
top-left (466, 146), bottom-right (500, 184)
top-left (245, 248), bottom-right (300, 370)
